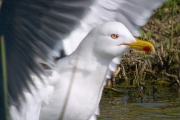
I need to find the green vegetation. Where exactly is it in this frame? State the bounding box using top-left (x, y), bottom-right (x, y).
top-left (107, 0), bottom-right (180, 92)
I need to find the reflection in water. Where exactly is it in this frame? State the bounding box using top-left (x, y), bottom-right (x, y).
top-left (98, 86), bottom-right (180, 120)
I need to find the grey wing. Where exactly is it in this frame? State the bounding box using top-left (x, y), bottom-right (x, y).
top-left (0, 0), bottom-right (94, 105)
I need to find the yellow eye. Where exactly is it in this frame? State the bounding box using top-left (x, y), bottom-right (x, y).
top-left (111, 34), bottom-right (118, 39)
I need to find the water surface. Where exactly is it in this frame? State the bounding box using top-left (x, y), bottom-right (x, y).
top-left (98, 85), bottom-right (180, 120)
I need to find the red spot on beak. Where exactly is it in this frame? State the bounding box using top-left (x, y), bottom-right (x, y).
top-left (143, 46), bottom-right (151, 52)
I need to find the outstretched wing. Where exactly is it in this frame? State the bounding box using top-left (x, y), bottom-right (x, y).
top-left (0, 0), bottom-right (94, 105)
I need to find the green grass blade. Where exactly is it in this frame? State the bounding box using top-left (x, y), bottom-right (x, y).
top-left (1, 36), bottom-right (9, 120)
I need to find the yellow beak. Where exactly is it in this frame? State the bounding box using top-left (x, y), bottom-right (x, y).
top-left (126, 38), bottom-right (155, 52)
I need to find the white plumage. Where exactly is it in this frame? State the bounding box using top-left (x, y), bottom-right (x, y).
top-left (0, 0), bottom-right (165, 120)
top-left (10, 21), bottom-right (146, 120)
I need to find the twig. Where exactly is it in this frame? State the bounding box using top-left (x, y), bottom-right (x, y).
top-left (162, 71), bottom-right (180, 86)
top-left (139, 62), bottom-right (147, 75)
top-left (157, 51), bottom-right (164, 67)
top-left (59, 51), bottom-right (79, 120)
top-left (121, 64), bottom-right (128, 81)
top-left (144, 69), bottom-right (157, 79)
top-left (170, 0), bottom-right (175, 50)
top-left (104, 86), bottom-right (123, 93)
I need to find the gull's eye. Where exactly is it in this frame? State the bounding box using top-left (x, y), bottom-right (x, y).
top-left (111, 34), bottom-right (118, 39)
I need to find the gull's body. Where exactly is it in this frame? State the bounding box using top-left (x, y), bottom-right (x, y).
top-left (40, 23), bottom-right (133, 120)
top-left (10, 22), bottom-right (154, 120)
top-left (40, 51), bottom-right (107, 120)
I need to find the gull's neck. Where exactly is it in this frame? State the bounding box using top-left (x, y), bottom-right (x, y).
top-left (74, 35), bottom-right (113, 68)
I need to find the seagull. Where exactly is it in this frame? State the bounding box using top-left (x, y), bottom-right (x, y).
top-left (10, 21), bottom-right (155, 120)
top-left (0, 0), bottom-right (167, 120)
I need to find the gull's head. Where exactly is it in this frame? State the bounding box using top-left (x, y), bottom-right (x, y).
top-left (88, 21), bottom-right (155, 60)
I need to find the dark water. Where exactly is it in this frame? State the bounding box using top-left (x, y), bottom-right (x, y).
top-left (98, 85), bottom-right (180, 120)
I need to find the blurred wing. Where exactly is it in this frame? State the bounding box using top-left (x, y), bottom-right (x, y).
top-left (0, 0), bottom-right (167, 106)
top-left (62, 0), bottom-right (167, 78)
top-left (86, 0), bottom-right (167, 37)
top-left (0, 0), bottom-right (94, 105)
